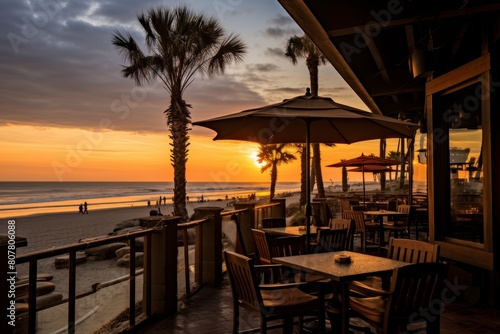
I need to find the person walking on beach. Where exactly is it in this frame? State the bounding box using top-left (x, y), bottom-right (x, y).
top-left (78, 203), bottom-right (83, 214)
top-left (163, 196), bottom-right (166, 205)
top-left (83, 202), bottom-right (88, 214)
top-left (147, 200), bottom-right (151, 207)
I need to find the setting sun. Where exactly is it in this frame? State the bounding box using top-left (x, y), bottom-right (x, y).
top-left (250, 151), bottom-right (266, 169)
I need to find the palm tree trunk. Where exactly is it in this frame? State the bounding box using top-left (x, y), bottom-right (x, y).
top-left (167, 95), bottom-right (189, 221)
top-left (313, 144), bottom-right (325, 197)
top-left (310, 153), bottom-right (316, 192)
top-left (299, 145), bottom-right (306, 206)
top-left (270, 163), bottom-right (278, 200)
top-left (399, 139), bottom-right (406, 190)
top-left (379, 139), bottom-right (386, 191)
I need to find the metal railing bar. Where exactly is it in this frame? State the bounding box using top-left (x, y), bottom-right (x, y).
top-left (68, 251), bottom-right (76, 334)
top-left (183, 228), bottom-right (190, 295)
top-left (145, 234), bottom-right (152, 317)
top-left (28, 260), bottom-right (37, 334)
top-left (129, 238), bottom-right (136, 326)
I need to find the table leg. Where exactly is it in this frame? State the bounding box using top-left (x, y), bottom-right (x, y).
top-left (378, 217), bottom-right (385, 252)
top-left (340, 281), bottom-right (349, 334)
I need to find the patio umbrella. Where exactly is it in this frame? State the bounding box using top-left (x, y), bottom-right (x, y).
top-left (327, 154), bottom-right (400, 204)
top-left (193, 90), bottom-right (418, 251)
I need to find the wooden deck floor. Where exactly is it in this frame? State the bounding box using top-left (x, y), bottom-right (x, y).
top-left (138, 273), bottom-right (500, 333)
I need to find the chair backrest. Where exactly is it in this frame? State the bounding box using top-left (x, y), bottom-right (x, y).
top-left (387, 238), bottom-right (439, 263)
top-left (315, 228), bottom-right (348, 253)
top-left (224, 250), bottom-right (262, 312)
top-left (342, 210), bottom-right (366, 233)
top-left (387, 199), bottom-right (398, 211)
top-left (261, 217), bottom-right (286, 228)
top-left (385, 262), bottom-right (447, 332)
top-left (270, 235), bottom-right (306, 258)
top-left (329, 218), bottom-right (354, 251)
top-left (251, 229), bottom-right (272, 264)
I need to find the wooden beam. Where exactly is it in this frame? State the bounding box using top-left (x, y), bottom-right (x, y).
top-left (327, 4), bottom-right (500, 37)
top-left (426, 53), bottom-right (491, 95)
top-left (278, 0), bottom-right (383, 115)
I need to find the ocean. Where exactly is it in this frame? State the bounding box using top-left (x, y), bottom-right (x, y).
top-left (0, 181), bottom-right (301, 219)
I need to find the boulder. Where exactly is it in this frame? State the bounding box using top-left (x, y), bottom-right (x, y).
top-left (113, 219), bottom-right (141, 232)
top-left (115, 246), bottom-right (130, 258)
top-left (84, 242), bottom-right (127, 260)
top-left (16, 281), bottom-right (56, 302)
top-left (54, 252), bottom-right (87, 269)
top-left (36, 291), bottom-right (64, 309)
top-left (116, 252), bottom-right (144, 267)
top-left (16, 273), bottom-right (53, 286)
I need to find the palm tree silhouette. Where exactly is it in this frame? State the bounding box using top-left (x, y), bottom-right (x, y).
top-left (285, 35), bottom-right (328, 201)
top-left (112, 6), bottom-right (246, 219)
top-left (257, 144), bottom-right (296, 200)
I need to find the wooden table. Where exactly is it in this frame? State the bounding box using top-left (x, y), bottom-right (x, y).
top-left (273, 251), bottom-right (409, 334)
top-left (262, 225), bottom-right (318, 236)
top-left (363, 210), bottom-right (407, 249)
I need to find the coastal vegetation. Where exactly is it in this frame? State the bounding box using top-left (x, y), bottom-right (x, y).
top-left (112, 6), bottom-right (246, 220)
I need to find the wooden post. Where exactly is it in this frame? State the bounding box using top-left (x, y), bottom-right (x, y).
top-left (142, 216), bottom-right (179, 315)
top-left (192, 207), bottom-right (224, 286)
top-left (271, 198), bottom-right (287, 218)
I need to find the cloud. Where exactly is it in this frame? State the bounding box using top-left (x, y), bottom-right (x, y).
top-left (265, 47), bottom-right (285, 58)
top-left (0, 0), bottom-right (265, 134)
top-left (246, 63), bottom-right (280, 72)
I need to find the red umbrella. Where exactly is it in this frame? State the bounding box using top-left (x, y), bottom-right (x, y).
top-left (327, 154), bottom-right (400, 204)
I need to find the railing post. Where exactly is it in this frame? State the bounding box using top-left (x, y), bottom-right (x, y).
top-left (271, 198), bottom-right (287, 218)
top-left (192, 207), bottom-right (224, 286)
top-left (141, 216), bottom-right (179, 316)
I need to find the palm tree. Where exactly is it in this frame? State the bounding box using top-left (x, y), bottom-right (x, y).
top-left (285, 35), bottom-right (327, 199)
top-left (112, 6), bottom-right (246, 220)
top-left (387, 150), bottom-right (401, 181)
top-left (257, 144), bottom-right (297, 200)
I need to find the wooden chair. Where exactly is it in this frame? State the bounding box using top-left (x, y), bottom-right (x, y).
top-left (352, 238), bottom-right (440, 292)
top-left (348, 262), bottom-right (447, 334)
top-left (224, 250), bottom-right (326, 334)
top-left (387, 237), bottom-right (439, 263)
top-left (342, 210), bottom-right (378, 253)
top-left (314, 228), bottom-right (348, 253)
top-left (383, 204), bottom-right (413, 240)
top-left (261, 217), bottom-right (286, 228)
top-left (329, 217), bottom-right (354, 251)
top-left (269, 235), bottom-right (307, 258)
top-left (251, 229), bottom-right (272, 264)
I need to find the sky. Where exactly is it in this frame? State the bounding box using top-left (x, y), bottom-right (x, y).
top-left (0, 0), bottom-right (417, 183)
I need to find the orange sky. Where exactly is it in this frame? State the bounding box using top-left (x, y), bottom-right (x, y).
top-left (0, 123), bottom-right (424, 183)
top-left (0, 1), bottom-right (427, 183)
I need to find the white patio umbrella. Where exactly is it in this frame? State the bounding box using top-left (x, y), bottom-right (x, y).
top-left (193, 90), bottom-right (419, 251)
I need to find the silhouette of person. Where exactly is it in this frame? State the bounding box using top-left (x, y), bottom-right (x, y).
top-left (78, 204), bottom-right (83, 214)
top-left (147, 200), bottom-right (151, 207)
top-left (163, 196), bottom-right (166, 205)
top-left (83, 202), bottom-right (88, 214)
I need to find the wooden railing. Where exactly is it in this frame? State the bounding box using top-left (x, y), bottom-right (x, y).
top-left (7, 200), bottom-right (287, 333)
top-left (15, 227), bottom-right (157, 334)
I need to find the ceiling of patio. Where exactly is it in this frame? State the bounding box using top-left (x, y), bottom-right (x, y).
top-left (278, 0), bottom-right (500, 122)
